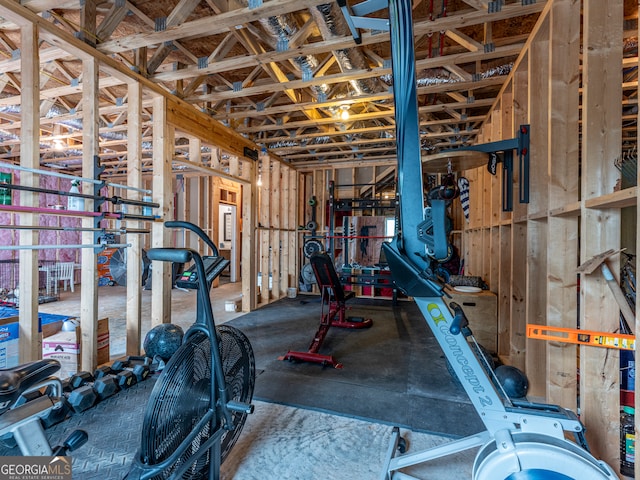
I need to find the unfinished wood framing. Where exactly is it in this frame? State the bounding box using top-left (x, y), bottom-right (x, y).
top-left (461, 0), bottom-right (630, 472)
top-left (0, 0), bottom-right (278, 367)
top-left (253, 152), bottom-right (299, 308)
top-left (17, 21), bottom-right (40, 363)
top-left (125, 80), bottom-right (143, 356)
top-left (242, 166), bottom-right (258, 312)
top-left (3, 1), bottom-right (638, 474)
top-left (79, 56), bottom-right (100, 372)
top-left (545, 0), bottom-right (580, 410)
top-left (580, 0), bottom-right (623, 466)
top-left (150, 95), bottom-right (174, 327)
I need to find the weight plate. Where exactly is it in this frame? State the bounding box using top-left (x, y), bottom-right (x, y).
top-left (301, 263), bottom-right (316, 284)
top-left (303, 239), bottom-right (323, 259)
top-left (301, 263), bottom-right (316, 285)
top-left (308, 196), bottom-right (317, 207)
top-left (306, 220), bottom-right (318, 231)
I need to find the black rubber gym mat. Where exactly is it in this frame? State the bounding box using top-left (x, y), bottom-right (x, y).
top-left (226, 296), bottom-right (486, 438)
top-left (0, 375), bottom-right (157, 479)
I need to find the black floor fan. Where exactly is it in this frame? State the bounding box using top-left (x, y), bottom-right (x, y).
top-left (126, 221), bottom-right (255, 480)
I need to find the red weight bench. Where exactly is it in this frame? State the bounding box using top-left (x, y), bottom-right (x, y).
top-left (279, 252), bottom-right (373, 368)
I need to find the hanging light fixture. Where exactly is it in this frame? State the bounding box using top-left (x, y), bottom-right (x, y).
top-left (340, 105), bottom-right (350, 121)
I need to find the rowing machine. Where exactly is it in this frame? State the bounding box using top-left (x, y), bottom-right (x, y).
top-left (339, 0), bottom-right (619, 477)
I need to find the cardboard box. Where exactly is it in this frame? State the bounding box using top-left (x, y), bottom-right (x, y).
top-left (0, 316), bottom-right (19, 368)
top-left (42, 322), bottom-right (80, 378)
top-left (97, 317), bottom-right (110, 366)
top-left (0, 314), bottom-right (61, 368)
top-left (42, 318), bottom-right (109, 378)
top-left (224, 298), bottom-right (241, 312)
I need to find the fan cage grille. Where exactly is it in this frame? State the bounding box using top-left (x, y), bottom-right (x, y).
top-left (138, 325), bottom-right (255, 479)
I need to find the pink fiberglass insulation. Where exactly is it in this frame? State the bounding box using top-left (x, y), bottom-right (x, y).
top-left (41, 174), bottom-right (64, 209)
top-left (39, 228), bottom-right (57, 261)
top-left (0, 170), bottom-right (82, 262)
top-left (0, 212), bottom-right (13, 261)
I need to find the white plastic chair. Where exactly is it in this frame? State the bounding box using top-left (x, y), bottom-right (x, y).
top-left (51, 262), bottom-right (75, 294)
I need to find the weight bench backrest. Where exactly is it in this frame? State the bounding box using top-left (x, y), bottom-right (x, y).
top-left (310, 253), bottom-right (352, 303)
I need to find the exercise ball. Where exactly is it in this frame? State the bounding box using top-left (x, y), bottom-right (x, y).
top-left (143, 324), bottom-right (184, 361)
top-left (495, 365), bottom-right (529, 399)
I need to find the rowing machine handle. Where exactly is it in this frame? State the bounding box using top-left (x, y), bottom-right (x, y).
top-left (147, 248), bottom-right (193, 264)
top-left (448, 302), bottom-right (470, 336)
top-left (164, 221), bottom-right (219, 256)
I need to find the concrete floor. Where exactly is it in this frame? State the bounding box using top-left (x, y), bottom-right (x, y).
top-left (38, 278), bottom-right (244, 360)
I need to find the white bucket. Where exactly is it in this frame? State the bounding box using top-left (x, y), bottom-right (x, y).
top-left (287, 287), bottom-right (297, 299)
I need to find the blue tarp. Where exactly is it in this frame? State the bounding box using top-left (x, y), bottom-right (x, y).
top-left (0, 306), bottom-right (72, 329)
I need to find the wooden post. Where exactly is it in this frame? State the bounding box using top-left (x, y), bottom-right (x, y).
top-left (17, 21), bottom-right (40, 363)
top-left (198, 176), bottom-right (206, 255)
top-left (270, 160), bottom-right (281, 298)
top-left (242, 160), bottom-right (257, 311)
top-left (151, 95), bottom-right (174, 326)
top-left (525, 17), bottom-right (550, 398)
top-left (187, 137), bottom-right (201, 249)
top-left (508, 52), bottom-right (530, 371)
top-left (259, 156), bottom-right (270, 303)
top-left (545, 0), bottom-right (580, 410)
top-left (288, 168), bottom-right (298, 289)
top-left (126, 80), bottom-right (143, 357)
top-left (80, 57), bottom-right (100, 372)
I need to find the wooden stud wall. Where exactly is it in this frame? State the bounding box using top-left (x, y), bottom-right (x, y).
top-left (546, 0), bottom-right (580, 411)
top-left (460, 0), bottom-right (630, 472)
top-left (253, 151), bottom-right (299, 308)
top-left (525, 15), bottom-right (550, 398)
top-left (1, 7), bottom-right (268, 369)
top-left (580, 0), bottom-right (623, 466)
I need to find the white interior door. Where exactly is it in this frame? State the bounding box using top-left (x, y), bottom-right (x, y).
top-left (218, 204), bottom-right (237, 282)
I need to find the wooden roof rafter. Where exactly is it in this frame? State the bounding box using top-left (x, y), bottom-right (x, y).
top-left (0, 0), bottom-right (548, 166)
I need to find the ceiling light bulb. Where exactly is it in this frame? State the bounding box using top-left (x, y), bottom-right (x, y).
top-left (53, 140), bottom-right (65, 151)
top-left (340, 106), bottom-right (350, 121)
top-left (257, 173), bottom-right (262, 186)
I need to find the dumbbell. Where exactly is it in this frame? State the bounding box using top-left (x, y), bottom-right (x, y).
top-left (112, 358), bottom-right (151, 384)
top-left (41, 396), bottom-right (72, 429)
top-left (67, 385), bottom-right (96, 413)
top-left (69, 371), bottom-right (94, 390)
top-left (70, 371), bottom-right (119, 400)
top-left (94, 364), bottom-right (134, 390)
top-left (64, 372), bottom-right (119, 413)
